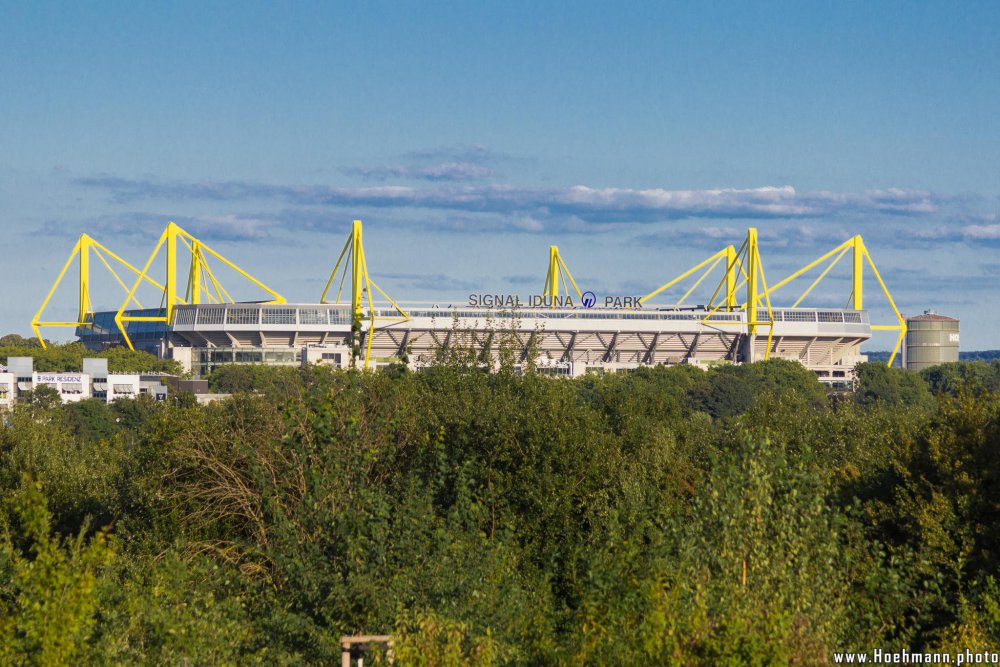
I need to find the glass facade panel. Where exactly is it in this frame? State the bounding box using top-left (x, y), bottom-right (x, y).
top-left (193, 346), bottom-right (300, 378)
top-left (77, 309), bottom-right (167, 354)
top-left (173, 309), bottom-right (195, 325)
top-left (329, 309), bottom-right (352, 325)
top-left (226, 308), bottom-right (260, 325)
top-left (197, 307), bottom-right (225, 325)
top-left (298, 309), bottom-right (328, 325)
top-left (262, 308), bottom-right (296, 325)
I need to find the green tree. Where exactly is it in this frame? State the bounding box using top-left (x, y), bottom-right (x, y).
top-left (0, 479), bottom-right (114, 666)
top-left (205, 363), bottom-right (304, 400)
top-left (0, 333), bottom-right (41, 348)
top-left (854, 362), bottom-right (935, 411)
top-left (23, 384), bottom-right (62, 410)
top-left (63, 398), bottom-right (120, 444)
top-left (1, 341), bottom-right (179, 374)
top-left (920, 361), bottom-right (1000, 397)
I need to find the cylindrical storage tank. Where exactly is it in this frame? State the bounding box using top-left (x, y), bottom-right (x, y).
top-left (905, 310), bottom-right (959, 371)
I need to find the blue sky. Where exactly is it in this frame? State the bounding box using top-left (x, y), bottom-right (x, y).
top-left (2, 1), bottom-right (999, 349)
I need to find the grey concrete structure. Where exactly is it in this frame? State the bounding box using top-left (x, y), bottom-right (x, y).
top-left (162, 302), bottom-right (872, 386)
top-left (904, 310), bottom-right (959, 371)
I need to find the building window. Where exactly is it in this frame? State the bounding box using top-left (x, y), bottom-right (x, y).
top-left (197, 307), bottom-right (225, 325)
top-left (298, 309), bottom-right (328, 325)
top-left (330, 310), bottom-right (352, 325)
top-left (262, 308), bottom-right (296, 325)
top-left (226, 308), bottom-right (260, 325)
top-left (173, 309), bottom-right (196, 325)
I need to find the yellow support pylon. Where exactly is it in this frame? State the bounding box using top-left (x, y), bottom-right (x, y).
top-left (744, 228), bottom-right (771, 339)
top-left (763, 234), bottom-right (906, 367)
top-left (542, 246), bottom-right (583, 305)
top-left (637, 229), bottom-right (771, 359)
top-left (114, 222), bottom-right (285, 350)
top-left (696, 228), bottom-right (774, 360)
top-left (853, 235), bottom-right (864, 310)
top-left (320, 220), bottom-right (408, 368)
top-left (32, 234), bottom-right (167, 348)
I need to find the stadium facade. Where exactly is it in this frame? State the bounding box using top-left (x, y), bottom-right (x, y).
top-left (36, 221), bottom-right (905, 387)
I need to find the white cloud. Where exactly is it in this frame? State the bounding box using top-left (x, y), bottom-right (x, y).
top-left (75, 175), bottom-right (948, 231)
top-left (961, 224), bottom-right (1000, 239)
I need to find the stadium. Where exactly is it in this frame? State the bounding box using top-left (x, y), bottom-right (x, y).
top-left (32, 220), bottom-right (905, 386)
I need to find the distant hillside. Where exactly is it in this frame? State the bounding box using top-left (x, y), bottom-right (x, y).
top-left (864, 350), bottom-right (1000, 366)
top-left (959, 350), bottom-right (1000, 361)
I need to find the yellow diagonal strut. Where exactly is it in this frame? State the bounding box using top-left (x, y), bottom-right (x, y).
top-left (320, 220), bottom-right (409, 369)
top-left (114, 222), bottom-right (286, 350)
top-left (639, 244), bottom-right (744, 310)
top-left (32, 234), bottom-right (168, 348)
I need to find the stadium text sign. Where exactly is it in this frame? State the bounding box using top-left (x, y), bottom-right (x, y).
top-left (467, 294), bottom-right (642, 309)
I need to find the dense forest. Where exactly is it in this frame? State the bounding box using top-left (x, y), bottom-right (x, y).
top-left (2, 343), bottom-right (1000, 663)
top-left (959, 350), bottom-right (1000, 362)
top-left (865, 349), bottom-right (1000, 365)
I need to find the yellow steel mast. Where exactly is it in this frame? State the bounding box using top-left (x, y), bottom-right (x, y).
top-left (320, 220), bottom-right (408, 368)
top-left (697, 228), bottom-right (774, 360)
top-left (542, 246), bottom-right (583, 305)
top-left (32, 234), bottom-right (167, 348)
top-left (114, 222), bottom-right (285, 350)
top-left (638, 229), bottom-right (772, 359)
top-left (764, 234), bottom-right (905, 367)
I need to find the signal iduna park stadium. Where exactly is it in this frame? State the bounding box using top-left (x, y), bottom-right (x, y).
top-left (32, 220), bottom-right (906, 387)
